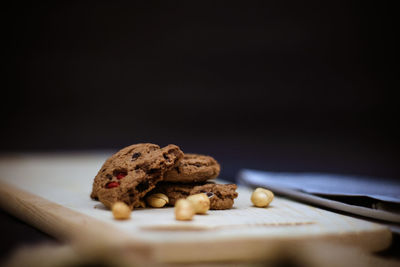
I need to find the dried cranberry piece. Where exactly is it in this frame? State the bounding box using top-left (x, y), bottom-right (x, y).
top-left (116, 172), bottom-right (127, 180)
top-left (106, 182), bottom-right (119, 188)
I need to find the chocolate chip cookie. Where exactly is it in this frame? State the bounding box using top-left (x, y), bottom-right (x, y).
top-left (164, 154), bottom-right (220, 183)
top-left (91, 143), bottom-right (183, 209)
top-left (152, 182), bottom-right (238, 210)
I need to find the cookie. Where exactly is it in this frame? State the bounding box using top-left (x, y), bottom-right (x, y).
top-left (152, 182), bottom-right (238, 210)
top-left (91, 143), bottom-right (183, 209)
top-left (163, 154), bottom-right (220, 183)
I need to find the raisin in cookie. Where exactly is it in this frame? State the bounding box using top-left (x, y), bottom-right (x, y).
top-left (91, 143), bottom-right (183, 209)
top-left (151, 182), bottom-right (238, 210)
top-left (163, 154), bottom-right (220, 183)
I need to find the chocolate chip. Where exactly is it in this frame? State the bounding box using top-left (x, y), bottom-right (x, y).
top-left (137, 180), bottom-right (150, 192)
top-left (201, 190), bottom-right (214, 198)
top-left (163, 154), bottom-right (169, 160)
top-left (132, 152), bottom-right (141, 161)
top-left (148, 168), bottom-right (160, 174)
top-left (106, 174), bottom-right (113, 180)
top-left (189, 163), bottom-right (202, 167)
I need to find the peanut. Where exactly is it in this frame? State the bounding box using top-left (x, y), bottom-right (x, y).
top-left (186, 193), bottom-right (210, 214)
top-left (146, 193), bottom-right (169, 208)
top-left (251, 187), bottom-right (274, 207)
top-left (112, 201), bottom-right (131, 220)
top-left (174, 199), bottom-right (195, 221)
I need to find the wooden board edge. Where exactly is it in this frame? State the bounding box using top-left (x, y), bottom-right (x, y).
top-left (0, 182), bottom-right (158, 263)
top-left (0, 181), bottom-right (392, 264)
top-left (149, 228), bottom-right (392, 263)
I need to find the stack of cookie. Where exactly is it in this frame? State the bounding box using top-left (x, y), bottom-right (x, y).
top-left (152, 154), bottom-right (238, 210)
top-left (91, 143), bottom-right (238, 210)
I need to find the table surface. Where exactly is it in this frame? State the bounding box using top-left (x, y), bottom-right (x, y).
top-left (0, 151), bottom-right (399, 265)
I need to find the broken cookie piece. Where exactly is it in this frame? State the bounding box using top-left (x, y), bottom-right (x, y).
top-left (91, 143), bottom-right (183, 209)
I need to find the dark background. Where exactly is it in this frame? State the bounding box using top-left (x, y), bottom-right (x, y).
top-left (3, 1), bottom-right (398, 179)
top-left (1, 0), bottom-right (399, 261)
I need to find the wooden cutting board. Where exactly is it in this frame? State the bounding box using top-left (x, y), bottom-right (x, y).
top-left (0, 153), bottom-right (392, 264)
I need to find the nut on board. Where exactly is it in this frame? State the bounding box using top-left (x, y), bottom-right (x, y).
top-left (146, 193), bottom-right (169, 208)
top-left (187, 193), bottom-right (210, 214)
top-left (251, 187), bottom-right (274, 207)
top-left (112, 201), bottom-right (131, 220)
top-left (175, 199), bottom-right (195, 221)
